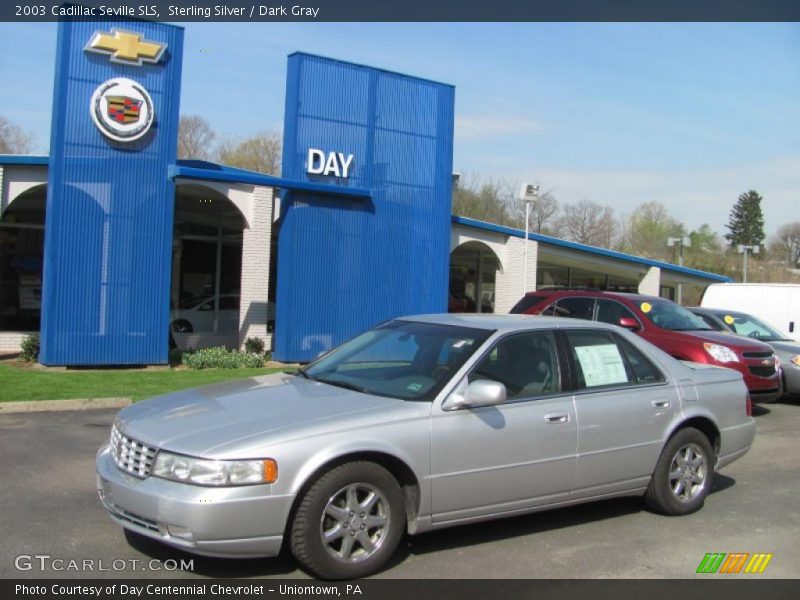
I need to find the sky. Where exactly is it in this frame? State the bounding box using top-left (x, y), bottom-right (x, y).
top-left (1, 22), bottom-right (798, 236)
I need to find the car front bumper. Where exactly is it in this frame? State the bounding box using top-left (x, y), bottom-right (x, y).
top-left (782, 364), bottom-right (800, 395)
top-left (96, 446), bottom-right (294, 558)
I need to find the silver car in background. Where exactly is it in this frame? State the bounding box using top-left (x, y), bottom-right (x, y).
top-left (689, 307), bottom-right (800, 397)
top-left (97, 315), bottom-right (756, 579)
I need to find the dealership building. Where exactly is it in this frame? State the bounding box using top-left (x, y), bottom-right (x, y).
top-left (0, 20), bottom-right (731, 365)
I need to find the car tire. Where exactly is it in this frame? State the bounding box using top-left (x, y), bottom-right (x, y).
top-left (171, 319), bottom-right (193, 333)
top-left (289, 461), bottom-right (406, 579)
top-left (644, 427), bottom-right (714, 516)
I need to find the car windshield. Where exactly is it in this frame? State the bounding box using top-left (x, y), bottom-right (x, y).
top-left (641, 299), bottom-right (712, 332)
top-left (714, 312), bottom-right (790, 341)
top-left (301, 320), bottom-right (493, 401)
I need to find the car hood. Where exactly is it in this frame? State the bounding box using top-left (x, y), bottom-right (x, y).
top-left (769, 340), bottom-right (800, 358)
top-left (115, 372), bottom-right (426, 457)
top-left (682, 330), bottom-right (772, 353)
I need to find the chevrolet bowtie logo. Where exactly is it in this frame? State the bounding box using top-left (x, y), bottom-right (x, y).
top-left (85, 29), bottom-right (166, 66)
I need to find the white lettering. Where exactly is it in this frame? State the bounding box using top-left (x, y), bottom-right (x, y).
top-left (307, 149), bottom-right (355, 178)
top-left (307, 148), bottom-right (326, 174)
top-left (338, 152), bottom-right (354, 178)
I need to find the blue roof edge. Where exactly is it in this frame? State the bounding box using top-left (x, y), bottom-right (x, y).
top-left (0, 155), bottom-right (49, 165)
top-left (452, 215), bottom-right (733, 283)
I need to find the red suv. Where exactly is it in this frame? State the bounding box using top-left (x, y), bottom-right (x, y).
top-left (511, 289), bottom-right (781, 403)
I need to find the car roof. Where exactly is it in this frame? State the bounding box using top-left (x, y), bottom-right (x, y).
top-left (398, 313), bottom-right (617, 333)
top-left (524, 289), bottom-right (663, 303)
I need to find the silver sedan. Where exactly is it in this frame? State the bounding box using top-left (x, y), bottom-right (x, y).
top-left (96, 315), bottom-right (756, 579)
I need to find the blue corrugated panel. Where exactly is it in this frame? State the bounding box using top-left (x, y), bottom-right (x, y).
top-left (275, 53), bottom-right (455, 362)
top-left (39, 21), bottom-right (184, 365)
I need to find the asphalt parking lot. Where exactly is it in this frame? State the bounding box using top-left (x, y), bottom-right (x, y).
top-left (1, 400), bottom-right (798, 580)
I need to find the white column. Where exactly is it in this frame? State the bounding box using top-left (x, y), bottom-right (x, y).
top-left (0, 166), bottom-right (5, 214)
top-left (495, 236), bottom-right (538, 315)
top-left (638, 266), bottom-right (661, 296)
top-left (239, 185), bottom-right (274, 350)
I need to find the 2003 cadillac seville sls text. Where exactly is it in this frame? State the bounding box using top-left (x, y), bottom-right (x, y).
top-left (96, 315), bottom-right (756, 579)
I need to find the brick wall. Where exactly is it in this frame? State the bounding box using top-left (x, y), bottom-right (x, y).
top-left (238, 185), bottom-right (274, 350)
top-left (638, 266), bottom-right (661, 296)
top-left (495, 237), bottom-right (538, 315)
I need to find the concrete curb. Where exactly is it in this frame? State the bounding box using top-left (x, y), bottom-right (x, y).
top-left (0, 397), bottom-right (132, 414)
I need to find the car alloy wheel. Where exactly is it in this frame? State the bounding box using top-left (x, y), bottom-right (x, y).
top-left (290, 461), bottom-right (405, 579)
top-left (668, 442), bottom-right (707, 502)
top-left (643, 426), bottom-right (714, 516)
top-left (319, 482), bottom-right (390, 563)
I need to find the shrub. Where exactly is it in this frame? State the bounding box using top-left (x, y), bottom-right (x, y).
top-left (244, 337), bottom-right (266, 355)
top-left (182, 346), bottom-right (264, 370)
top-left (20, 334), bottom-right (40, 362)
top-left (168, 349), bottom-right (185, 367)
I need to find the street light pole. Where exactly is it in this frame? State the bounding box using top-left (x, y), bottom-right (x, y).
top-left (738, 244), bottom-right (760, 283)
top-left (520, 184), bottom-right (539, 297)
top-left (667, 236), bottom-right (691, 304)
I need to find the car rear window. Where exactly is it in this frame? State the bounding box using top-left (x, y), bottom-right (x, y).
top-left (510, 295), bottom-right (548, 314)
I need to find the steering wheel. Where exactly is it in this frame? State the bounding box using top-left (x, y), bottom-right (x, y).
top-left (748, 331), bottom-right (761, 339)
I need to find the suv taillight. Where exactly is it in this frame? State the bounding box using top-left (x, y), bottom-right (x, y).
top-left (746, 394), bottom-right (752, 417)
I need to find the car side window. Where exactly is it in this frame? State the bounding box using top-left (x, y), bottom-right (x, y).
top-left (566, 330), bottom-right (636, 389)
top-left (696, 313), bottom-right (722, 330)
top-left (469, 331), bottom-right (560, 400)
top-left (596, 299), bottom-right (637, 326)
top-left (614, 334), bottom-right (667, 385)
top-left (547, 297), bottom-right (595, 320)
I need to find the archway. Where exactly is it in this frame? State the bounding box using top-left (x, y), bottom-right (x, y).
top-left (449, 241), bottom-right (503, 313)
top-left (171, 183), bottom-right (246, 349)
top-left (0, 184), bottom-right (46, 333)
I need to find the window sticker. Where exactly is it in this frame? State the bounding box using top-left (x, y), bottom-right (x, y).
top-left (406, 382), bottom-right (423, 393)
top-left (575, 344), bottom-right (629, 387)
top-left (640, 302), bottom-right (652, 314)
top-left (724, 315), bottom-right (735, 325)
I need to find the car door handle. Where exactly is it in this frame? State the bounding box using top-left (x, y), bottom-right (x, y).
top-left (651, 399), bottom-right (670, 408)
top-left (544, 412), bottom-right (569, 424)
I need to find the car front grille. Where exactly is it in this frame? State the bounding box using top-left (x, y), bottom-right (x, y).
top-left (110, 424), bottom-right (157, 478)
top-left (748, 365), bottom-right (777, 378)
top-left (743, 351), bottom-right (773, 359)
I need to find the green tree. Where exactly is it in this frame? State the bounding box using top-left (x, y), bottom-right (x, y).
top-left (217, 130), bottom-right (281, 175)
top-left (725, 190), bottom-right (765, 247)
top-left (622, 202), bottom-right (684, 260)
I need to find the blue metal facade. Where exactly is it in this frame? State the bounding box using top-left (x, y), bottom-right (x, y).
top-left (39, 21), bottom-right (184, 365)
top-left (275, 53), bottom-right (455, 362)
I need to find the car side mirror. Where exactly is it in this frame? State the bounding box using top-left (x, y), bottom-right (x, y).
top-left (618, 317), bottom-right (641, 331)
top-left (444, 378), bottom-right (507, 410)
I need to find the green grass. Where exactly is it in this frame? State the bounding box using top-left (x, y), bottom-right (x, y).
top-left (0, 362), bottom-right (286, 402)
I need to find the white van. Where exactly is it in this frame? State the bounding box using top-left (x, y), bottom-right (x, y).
top-left (701, 283), bottom-right (799, 341)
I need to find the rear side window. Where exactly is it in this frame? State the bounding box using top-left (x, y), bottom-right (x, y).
top-left (510, 295), bottom-right (548, 314)
top-left (550, 297), bottom-right (595, 320)
top-left (566, 330), bottom-right (632, 389)
top-left (566, 330), bottom-right (666, 389)
top-left (614, 335), bottom-right (667, 385)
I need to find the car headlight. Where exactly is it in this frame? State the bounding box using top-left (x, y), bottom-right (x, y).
top-left (152, 451), bottom-right (278, 486)
top-left (790, 355), bottom-right (800, 367)
top-left (703, 343), bottom-right (739, 364)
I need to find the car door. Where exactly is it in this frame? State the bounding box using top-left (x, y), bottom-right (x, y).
top-left (564, 328), bottom-right (680, 499)
top-left (430, 330), bottom-right (577, 523)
